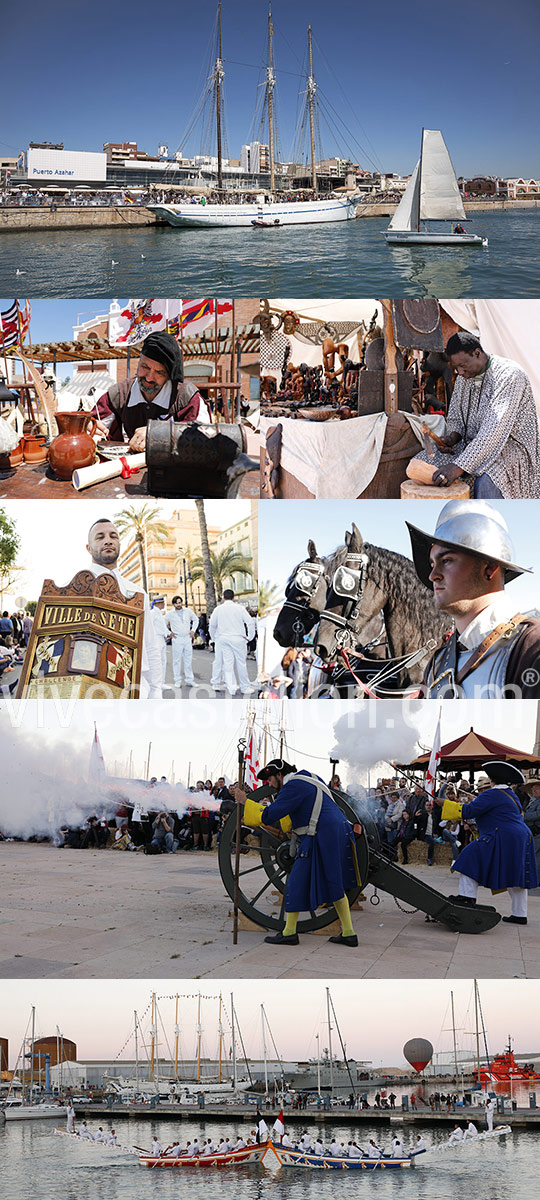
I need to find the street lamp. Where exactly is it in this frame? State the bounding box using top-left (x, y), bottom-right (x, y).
top-left (178, 556), bottom-right (191, 606)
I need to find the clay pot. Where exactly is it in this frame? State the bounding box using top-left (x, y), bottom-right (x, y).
top-left (10, 438), bottom-right (24, 466)
top-left (48, 411), bottom-right (97, 480)
top-left (23, 434), bottom-right (48, 464)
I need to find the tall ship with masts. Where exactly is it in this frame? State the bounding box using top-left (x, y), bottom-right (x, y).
top-left (150, 4), bottom-right (360, 228)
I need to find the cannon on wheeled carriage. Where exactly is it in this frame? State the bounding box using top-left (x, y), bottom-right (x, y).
top-left (218, 784), bottom-right (501, 936)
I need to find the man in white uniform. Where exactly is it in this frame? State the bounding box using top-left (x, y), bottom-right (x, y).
top-left (209, 590), bottom-right (255, 695)
top-left (167, 595), bottom-right (198, 688)
top-left (66, 1100), bottom-right (76, 1133)
top-left (84, 519), bottom-right (162, 698)
top-left (151, 597), bottom-right (169, 691)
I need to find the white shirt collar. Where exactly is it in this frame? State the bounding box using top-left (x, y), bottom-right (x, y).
top-left (127, 377), bottom-right (172, 411)
top-left (457, 592), bottom-right (516, 651)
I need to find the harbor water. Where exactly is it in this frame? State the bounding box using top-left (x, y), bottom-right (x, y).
top-left (0, 1116), bottom-right (536, 1200)
top-left (0, 210), bottom-right (539, 298)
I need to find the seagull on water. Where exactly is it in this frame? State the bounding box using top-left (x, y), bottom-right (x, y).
top-left (111, 259), bottom-right (119, 266)
top-left (16, 269), bottom-right (25, 275)
top-left (140, 254), bottom-right (146, 259)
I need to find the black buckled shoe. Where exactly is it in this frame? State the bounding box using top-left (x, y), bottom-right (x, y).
top-left (264, 932), bottom-right (300, 945)
top-left (328, 933), bottom-right (358, 947)
top-left (502, 915), bottom-right (527, 925)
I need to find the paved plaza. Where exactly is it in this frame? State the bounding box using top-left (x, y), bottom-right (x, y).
top-left (1, 843), bottom-right (539, 980)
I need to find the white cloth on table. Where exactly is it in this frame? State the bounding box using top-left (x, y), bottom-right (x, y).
top-left (261, 412), bottom-right (388, 499)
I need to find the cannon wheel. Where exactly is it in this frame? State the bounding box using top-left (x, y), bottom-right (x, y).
top-left (218, 794), bottom-right (369, 933)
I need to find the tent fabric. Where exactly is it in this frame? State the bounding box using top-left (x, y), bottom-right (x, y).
top-left (261, 412), bottom-right (444, 500)
top-left (408, 727), bottom-right (540, 769)
top-left (440, 299), bottom-right (540, 417)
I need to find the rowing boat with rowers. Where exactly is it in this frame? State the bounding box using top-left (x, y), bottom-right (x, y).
top-left (139, 1139), bottom-right (273, 1168)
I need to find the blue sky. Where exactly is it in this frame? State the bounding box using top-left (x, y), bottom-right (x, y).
top-left (259, 499), bottom-right (540, 613)
top-left (2, 0), bottom-right (539, 176)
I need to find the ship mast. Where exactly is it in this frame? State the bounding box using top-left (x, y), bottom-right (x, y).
top-left (307, 26), bottom-right (317, 195)
top-left (215, 0), bottom-right (224, 192)
top-left (266, 5), bottom-right (276, 195)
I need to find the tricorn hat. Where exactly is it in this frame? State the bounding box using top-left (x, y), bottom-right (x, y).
top-left (257, 757), bottom-right (297, 781)
top-left (406, 500), bottom-right (531, 590)
top-left (481, 760), bottom-right (525, 788)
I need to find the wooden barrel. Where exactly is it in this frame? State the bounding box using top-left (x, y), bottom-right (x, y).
top-left (400, 478), bottom-right (471, 500)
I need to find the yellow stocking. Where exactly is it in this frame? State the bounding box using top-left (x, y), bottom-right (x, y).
top-left (283, 912), bottom-right (299, 936)
top-left (333, 895), bottom-right (354, 938)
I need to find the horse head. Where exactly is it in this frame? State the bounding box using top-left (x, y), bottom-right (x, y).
top-left (315, 524), bottom-right (384, 662)
top-left (273, 538), bottom-right (328, 648)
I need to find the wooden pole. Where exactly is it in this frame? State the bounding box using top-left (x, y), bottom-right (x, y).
top-left (380, 299), bottom-right (399, 414)
top-left (232, 738), bottom-right (247, 944)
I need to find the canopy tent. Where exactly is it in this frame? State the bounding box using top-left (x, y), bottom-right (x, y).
top-left (398, 726), bottom-right (540, 786)
top-left (9, 322), bottom-right (260, 366)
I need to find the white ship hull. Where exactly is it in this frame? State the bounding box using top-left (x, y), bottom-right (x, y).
top-left (386, 231), bottom-right (486, 246)
top-left (149, 197), bottom-right (358, 228)
top-left (3, 1104), bottom-right (67, 1121)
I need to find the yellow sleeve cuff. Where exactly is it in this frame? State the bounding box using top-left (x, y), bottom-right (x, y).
top-left (441, 799), bottom-right (463, 821)
top-left (243, 798), bottom-right (292, 834)
top-left (244, 798), bottom-right (265, 827)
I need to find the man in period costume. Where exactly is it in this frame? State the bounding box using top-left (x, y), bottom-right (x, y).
top-left (434, 760), bottom-right (538, 923)
top-left (523, 775), bottom-right (540, 881)
top-left (233, 758), bottom-right (360, 947)
top-left (406, 499), bottom-right (540, 698)
top-left (93, 331), bottom-right (208, 452)
top-left (410, 331), bottom-right (540, 498)
top-left (85, 517), bottom-right (162, 698)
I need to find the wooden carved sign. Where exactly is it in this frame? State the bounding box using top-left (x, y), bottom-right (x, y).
top-left (16, 570), bottom-right (145, 699)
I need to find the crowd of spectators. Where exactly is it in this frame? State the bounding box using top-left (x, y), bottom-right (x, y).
top-left (0, 608), bottom-right (32, 684)
top-left (54, 776), bottom-right (236, 855)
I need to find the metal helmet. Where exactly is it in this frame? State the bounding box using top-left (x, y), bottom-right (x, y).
top-left (405, 499), bottom-right (532, 589)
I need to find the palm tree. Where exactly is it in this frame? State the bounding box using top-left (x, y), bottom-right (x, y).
top-left (194, 499), bottom-right (217, 616)
top-left (190, 546), bottom-right (254, 603)
top-left (115, 503), bottom-right (170, 593)
top-left (258, 580), bottom-right (283, 616)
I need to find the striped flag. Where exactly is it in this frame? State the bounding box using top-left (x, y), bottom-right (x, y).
top-left (244, 730), bottom-right (260, 791)
top-left (0, 300), bottom-right (20, 350)
top-left (425, 710), bottom-right (442, 798)
top-left (181, 298), bottom-right (233, 336)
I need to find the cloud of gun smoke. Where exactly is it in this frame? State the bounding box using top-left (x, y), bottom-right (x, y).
top-left (0, 722), bottom-right (217, 840)
top-left (330, 702), bottom-right (423, 784)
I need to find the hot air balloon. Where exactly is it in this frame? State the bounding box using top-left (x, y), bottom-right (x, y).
top-left (403, 1037), bottom-right (433, 1073)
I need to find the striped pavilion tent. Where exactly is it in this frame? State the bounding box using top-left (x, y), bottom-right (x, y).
top-left (398, 726), bottom-right (540, 786)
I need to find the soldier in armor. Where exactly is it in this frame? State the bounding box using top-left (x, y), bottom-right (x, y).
top-left (233, 758), bottom-right (360, 947)
top-left (406, 500), bottom-right (540, 698)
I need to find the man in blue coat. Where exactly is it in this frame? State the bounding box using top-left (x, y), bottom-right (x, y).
top-left (436, 760), bottom-right (538, 924)
top-left (237, 758), bottom-right (360, 947)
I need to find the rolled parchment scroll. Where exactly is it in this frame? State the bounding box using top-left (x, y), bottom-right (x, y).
top-left (72, 452), bottom-right (146, 491)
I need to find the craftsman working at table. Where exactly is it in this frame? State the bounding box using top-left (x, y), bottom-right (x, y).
top-left (92, 332), bottom-right (208, 452)
top-left (409, 331), bottom-right (540, 499)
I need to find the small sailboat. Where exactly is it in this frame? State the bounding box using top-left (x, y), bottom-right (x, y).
top-left (385, 129), bottom-right (487, 246)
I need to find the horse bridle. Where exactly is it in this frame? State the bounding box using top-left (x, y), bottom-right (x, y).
top-left (318, 550), bottom-right (437, 693)
top-left (318, 552), bottom-right (369, 650)
top-left (283, 559), bottom-right (326, 640)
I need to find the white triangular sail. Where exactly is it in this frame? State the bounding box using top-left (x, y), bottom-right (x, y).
top-left (419, 129), bottom-right (466, 221)
top-left (387, 160), bottom-right (420, 231)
